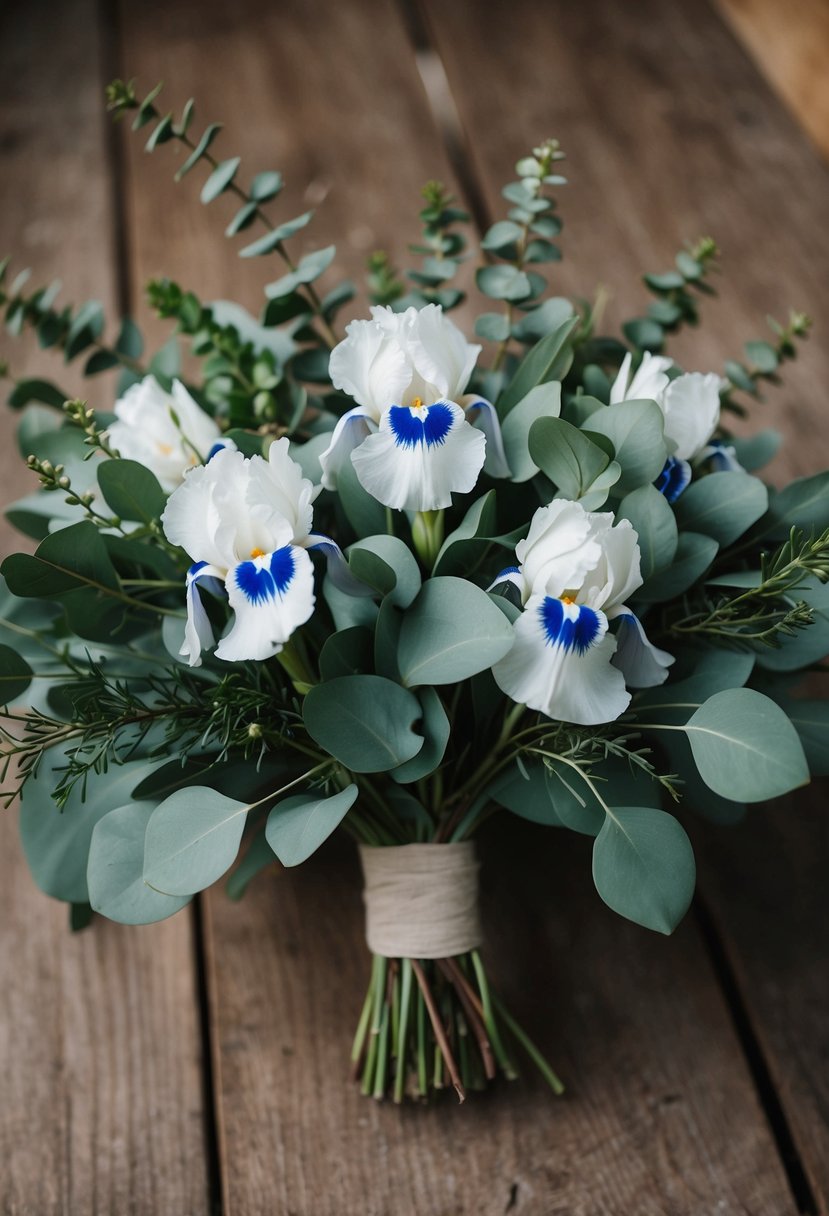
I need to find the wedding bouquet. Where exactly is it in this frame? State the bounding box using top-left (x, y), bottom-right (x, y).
top-left (1, 81), bottom-right (826, 1104)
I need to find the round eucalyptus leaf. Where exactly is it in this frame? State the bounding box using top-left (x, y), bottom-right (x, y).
top-left (98, 459), bottom-right (167, 524)
top-left (391, 686), bottom-right (450, 784)
top-left (674, 472), bottom-right (768, 546)
top-left (87, 802), bottom-right (191, 925)
top-left (637, 531), bottom-right (719, 603)
top-left (501, 382), bottom-right (561, 482)
top-left (618, 485), bottom-right (678, 579)
top-left (592, 806), bottom-right (696, 934)
top-left (143, 787), bottom-right (249, 896)
top-left (20, 749), bottom-right (163, 904)
top-left (684, 688), bottom-right (809, 802)
top-left (265, 784), bottom-right (358, 867)
top-left (583, 399), bottom-right (667, 495)
top-left (397, 577), bottom-right (515, 687)
top-left (0, 644), bottom-right (33, 704)
top-left (303, 674), bottom-right (423, 772)
top-left (348, 535), bottom-right (421, 608)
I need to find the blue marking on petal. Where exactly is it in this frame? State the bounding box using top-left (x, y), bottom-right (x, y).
top-left (269, 546), bottom-right (296, 594)
top-left (655, 456), bottom-right (691, 503)
top-left (235, 561), bottom-right (275, 605)
top-left (189, 560), bottom-right (208, 577)
top-left (496, 566), bottom-right (521, 578)
top-left (235, 547), bottom-right (296, 604)
top-left (539, 597), bottom-right (601, 654)
top-left (207, 441), bottom-right (227, 462)
top-left (388, 402), bottom-right (454, 449)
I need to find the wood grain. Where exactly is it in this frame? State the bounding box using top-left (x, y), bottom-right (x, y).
top-left (117, 1), bottom-right (806, 1211)
top-left (0, 5), bottom-right (211, 1212)
top-left (716, 0), bottom-right (829, 159)
top-left (205, 825), bottom-right (796, 1216)
top-left (421, 0), bottom-right (829, 482)
top-left (421, 0), bottom-right (829, 1206)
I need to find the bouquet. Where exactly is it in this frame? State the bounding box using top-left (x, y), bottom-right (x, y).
top-left (1, 81), bottom-right (826, 1104)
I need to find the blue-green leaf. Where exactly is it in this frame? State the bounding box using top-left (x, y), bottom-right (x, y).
top-left (265, 785), bottom-right (357, 866)
top-left (592, 806), bottom-right (695, 934)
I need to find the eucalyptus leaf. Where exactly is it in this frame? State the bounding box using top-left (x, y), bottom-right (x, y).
top-left (265, 785), bottom-right (358, 866)
top-left (637, 532), bottom-right (719, 603)
top-left (97, 459), bottom-right (166, 524)
top-left (397, 577), bottom-right (515, 687)
top-left (348, 535), bottom-right (421, 608)
top-left (143, 787), bottom-right (249, 896)
top-left (303, 675), bottom-right (423, 772)
top-left (618, 485), bottom-right (678, 579)
top-left (583, 399), bottom-right (667, 494)
top-left (87, 803), bottom-right (191, 925)
top-left (528, 416), bottom-right (609, 500)
top-left (496, 318), bottom-right (578, 418)
top-left (592, 806), bottom-right (695, 934)
top-left (683, 688), bottom-right (809, 802)
top-left (20, 750), bottom-right (162, 904)
top-left (501, 382), bottom-right (561, 482)
top-left (0, 644), bottom-right (33, 703)
top-left (391, 687), bottom-right (450, 784)
top-left (674, 472), bottom-right (768, 546)
top-left (488, 761), bottom-right (563, 825)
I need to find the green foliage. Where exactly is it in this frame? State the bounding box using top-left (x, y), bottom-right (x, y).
top-left (671, 526), bottom-right (829, 648)
top-left (477, 140), bottom-right (568, 370)
top-left (397, 578), bottom-right (514, 687)
top-left (722, 309), bottom-right (811, 411)
top-left (303, 675), bottom-right (423, 772)
top-left (143, 787), bottom-right (249, 895)
top-left (582, 399), bottom-right (667, 495)
top-left (681, 688), bottom-right (809, 802)
top-left (592, 806), bottom-right (695, 934)
top-left (265, 785), bottom-right (357, 866)
top-left (674, 472), bottom-right (768, 546)
top-left (398, 181), bottom-right (469, 312)
top-left (623, 236), bottom-right (720, 354)
top-left (87, 802), bottom-right (191, 924)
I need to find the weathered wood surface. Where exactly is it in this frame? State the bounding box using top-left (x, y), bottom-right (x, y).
top-left (716, 0), bottom-right (829, 158)
top-left (0, 6), bottom-right (211, 1214)
top-left (1, 0), bottom-right (827, 1212)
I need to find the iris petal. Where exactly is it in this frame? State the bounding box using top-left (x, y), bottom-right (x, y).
top-left (350, 399), bottom-right (486, 511)
top-left (492, 594), bottom-right (630, 725)
top-left (217, 545), bottom-right (315, 662)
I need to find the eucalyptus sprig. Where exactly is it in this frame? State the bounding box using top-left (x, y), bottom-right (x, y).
top-left (399, 180), bottom-right (469, 313)
top-left (0, 257), bottom-right (145, 410)
top-left (476, 139), bottom-right (567, 369)
top-left (622, 236), bottom-right (720, 354)
top-left (106, 79), bottom-right (343, 348)
top-left (721, 308), bottom-right (812, 408)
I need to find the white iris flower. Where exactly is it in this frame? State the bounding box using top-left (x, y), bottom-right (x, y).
top-left (610, 353), bottom-right (730, 502)
top-left (162, 440), bottom-right (343, 666)
top-left (108, 376), bottom-right (221, 492)
top-left (491, 499), bottom-right (674, 725)
top-left (321, 304), bottom-right (508, 511)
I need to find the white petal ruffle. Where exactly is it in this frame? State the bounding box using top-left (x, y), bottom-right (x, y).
top-left (217, 545), bottom-right (315, 663)
top-left (350, 400), bottom-right (486, 511)
top-left (492, 594), bottom-right (631, 725)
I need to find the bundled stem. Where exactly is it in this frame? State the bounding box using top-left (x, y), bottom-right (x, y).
top-left (349, 949), bottom-right (562, 1103)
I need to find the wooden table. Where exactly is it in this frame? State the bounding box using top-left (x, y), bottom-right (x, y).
top-left (1, 2), bottom-right (828, 1212)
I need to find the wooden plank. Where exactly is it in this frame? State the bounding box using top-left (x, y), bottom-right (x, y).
top-left (0, 6), bottom-right (212, 1212)
top-left (116, 1), bottom-right (802, 1211)
top-left (206, 825), bottom-right (798, 1215)
top-left (696, 800), bottom-right (829, 1214)
top-left (420, 0), bottom-right (829, 480)
top-left (421, 0), bottom-right (829, 1206)
top-left (113, 0), bottom-right (461, 356)
top-left (715, 0), bottom-right (829, 159)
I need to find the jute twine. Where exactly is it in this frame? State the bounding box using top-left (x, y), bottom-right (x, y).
top-left (359, 842), bottom-right (482, 959)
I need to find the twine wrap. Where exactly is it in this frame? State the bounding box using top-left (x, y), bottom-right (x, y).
top-left (359, 842), bottom-right (482, 959)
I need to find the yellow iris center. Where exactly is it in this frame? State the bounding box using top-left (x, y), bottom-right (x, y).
top-left (561, 595), bottom-right (575, 605)
top-left (411, 396), bottom-right (424, 410)
top-left (250, 548), bottom-right (266, 559)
